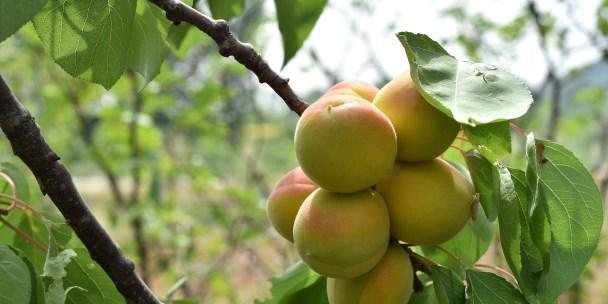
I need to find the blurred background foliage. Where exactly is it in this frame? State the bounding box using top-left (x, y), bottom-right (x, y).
top-left (0, 0), bottom-right (607, 303)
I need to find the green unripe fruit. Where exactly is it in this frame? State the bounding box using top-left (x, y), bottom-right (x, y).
top-left (375, 159), bottom-right (474, 245)
top-left (266, 167), bottom-right (318, 242)
top-left (293, 188), bottom-right (390, 278)
top-left (373, 73), bottom-right (460, 162)
top-left (295, 95), bottom-right (397, 193)
top-left (323, 81), bottom-right (379, 102)
top-left (327, 243), bottom-right (414, 304)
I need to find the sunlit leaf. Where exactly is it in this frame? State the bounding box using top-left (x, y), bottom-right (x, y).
top-left (0, 0), bottom-right (46, 42)
top-left (274, 0), bottom-right (327, 66)
top-left (33, 0), bottom-right (137, 88)
top-left (397, 32), bottom-right (533, 125)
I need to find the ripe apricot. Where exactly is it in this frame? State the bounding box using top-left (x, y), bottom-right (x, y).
top-left (375, 159), bottom-right (474, 245)
top-left (323, 81), bottom-right (378, 102)
top-left (373, 74), bottom-right (459, 161)
top-left (327, 243), bottom-right (414, 304)
top-left (266, 167), bottom-right (318, 242)
top-left (295, 95), bottom-right (397, 193)
top-left (293, 189), bottom-right (390, 278)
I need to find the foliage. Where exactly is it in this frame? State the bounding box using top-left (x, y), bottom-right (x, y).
top-left (0, 1), bottom-right (605, 304)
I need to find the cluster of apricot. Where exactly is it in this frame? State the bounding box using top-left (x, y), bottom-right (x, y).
top-left (266, 74), bottom-right (475, 304)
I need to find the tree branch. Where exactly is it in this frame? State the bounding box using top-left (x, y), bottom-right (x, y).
top-left (0, 75), bottom-right (161, 304)
top-left (148, 0), bottom-right (309, 115)
top-left (528, 0), bottom-right (562, 140)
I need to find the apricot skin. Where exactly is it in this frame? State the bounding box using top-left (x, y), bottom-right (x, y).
top-left (323, 81), bottom-right (379, 102)
top-left (327, 243), bottom-right (414, 304)
top-left (266, 167), bottom-right (318, 242)
top-left (373, 74), bottom-right (460, 162)
top-left (375, 159), bottom-right (474, 245)
top-left (293, 189), bottom-right (390, 278)
top-left (294, 95), bottom-right (397, 193)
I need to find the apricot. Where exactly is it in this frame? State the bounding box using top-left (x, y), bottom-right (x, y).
top-left (293, 188), bottom-right (390, 278)
top-left (323, 81), bottom-right (378, 102)
top-left (375, 159), bottom-right (474, 245)
top-left (327, 243), bottom-right (414, 304)
top-left (294, 95), bottom-right (397, 193)
top-left (373, 74), bottom-right (460, 162)
top-left (266, 167), bottom-right (318, 242)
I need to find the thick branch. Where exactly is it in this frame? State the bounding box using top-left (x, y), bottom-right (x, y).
top-left (0, 75), bottom-right (160, 304)
top-left (148, 0), bottom-right (308, 115)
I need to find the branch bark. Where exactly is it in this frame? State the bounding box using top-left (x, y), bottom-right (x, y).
top-left (0, 75), bottom-right (160, 304)
top-left (148, 0), bottom-right (309, 116)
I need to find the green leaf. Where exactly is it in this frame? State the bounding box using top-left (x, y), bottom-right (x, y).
top-left (397, 32), bottom-right (533, 125)
top-left (127, 0), bottom-right (170, 84)
top-left (0, 0), bottom-right (46, 42)
top-left (498, 168), bottom-right (543, 302)
top-left (463, 122), bottom-right (511, 160)
top-left (255, 261), bottom-right (327, 304)
top-left (208, 0), bottom-right (244, 20)
top-left (274, 0), bottom-right (327, 66)
top-left (526, 137), bottom-right (604, 303)
top-left (13, 212), bottom-right (48, 271)
top-left (280, 276), bottom-right (328, 304)
top-left (0, 245), bottom-right (32, 304)
top-left (408, 281), bottom-right (438, 304)
top-left (64, 248), bottom-right (125, 304)
top-left (16, 248), bottom-right (46, 304)
top-left (429, 265), bottom-right (465, 304)
top-left (33, 0), bottom-right (137, 89)
top-left (466, 270), bottom-right (527, 303)
top-left (421, 206), bottom-right (493, 272)
top-left (465, 150), bottom-right (500, 221)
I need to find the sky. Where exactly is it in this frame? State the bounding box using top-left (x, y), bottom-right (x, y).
top-left (255, 0), bottom-right (603, 111)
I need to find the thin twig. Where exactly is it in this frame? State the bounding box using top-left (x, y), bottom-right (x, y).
top-left (148, 0), bottom-right (309, 115)
top-left (0, 193), bottom-right (43, 218)
top-left (0, 215), bottom-right (47, 252)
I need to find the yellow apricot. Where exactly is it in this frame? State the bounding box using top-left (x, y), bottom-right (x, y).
top-left (266, 167), bottom-right (318, 242)
top-left (375, 159), bottom-right (474, 245)
top-left (323, 81), bottom-right (378, 102)
top-left (327, 243), bottom-right (414, 304)
top-left (293, 189), bottom-right (390, 278)
top-left (373, 74), bottom-right (460, 162)
top-left (294, 95), bottom-right (397, 193)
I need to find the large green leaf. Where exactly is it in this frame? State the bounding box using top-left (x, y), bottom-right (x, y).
top-left (274, 0), bottom-right (326, 66)
top-left (0, 245), bottom-right (32, 304)
top-left (127, 0), bottom-right (170, 84)
top-left (526, 137), bottom-right (604, 303)
top-left (33, 0), bottom-right (137, 89)
top-left (0, 0), bottom-right (46, 42)
top-left (466, 270), bottom-right (527, 303)
top-left (64, 248), bottom-right (125, 304)
top-left (465, 150), bottom-right (500, 221)
top-left (463, 122), bottom-right (511, 160)
top-left (429, 265), bottom-right (465, 304)
top-left (256, 261), bottom-right (327, 304)
top-left (208, 0), bottom-right (244, 20)
top-left (397, 32), bottom-right (533, 125)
